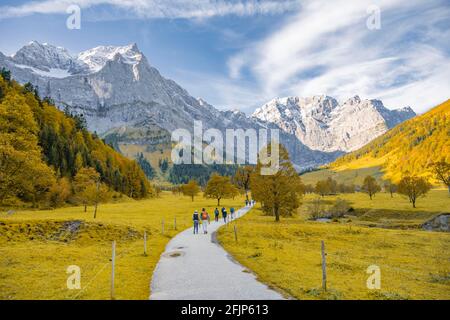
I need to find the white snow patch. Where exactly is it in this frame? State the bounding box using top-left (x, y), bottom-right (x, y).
top-left (77, 44), bottom-right (142, 73)
top-left (14, 64), bottom-right (72, 78)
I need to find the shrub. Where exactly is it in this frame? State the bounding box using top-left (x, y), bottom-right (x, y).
top-left (308, 198), bottom-right (325, 220)
top-left (328, 198), bottom-right (351, 218)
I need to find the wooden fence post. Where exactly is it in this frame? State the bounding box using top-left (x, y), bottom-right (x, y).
top-left (144, 231), bottom-right (147, 256)
top-left (321, 240), bottom-right (327, 291)
top-left (234, 225), bottom-right (238, 243)
top-left (174, 217), bottom-right (177, 230)
top-left (111, 240), bottom-right (116, 300)
top-left (161, 219), bottom-right (165, 235)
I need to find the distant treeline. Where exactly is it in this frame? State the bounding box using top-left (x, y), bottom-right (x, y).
top-left (168, 164), bottom-right (240, 186)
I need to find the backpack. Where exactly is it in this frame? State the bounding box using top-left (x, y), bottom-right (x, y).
top-left (201, 211), bottom-right (208, 220)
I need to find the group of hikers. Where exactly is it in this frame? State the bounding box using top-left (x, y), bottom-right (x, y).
top-left (192, 199), bottom-right (255, 235)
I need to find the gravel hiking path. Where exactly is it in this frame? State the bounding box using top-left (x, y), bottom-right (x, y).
top-left (150, 206), bottom-right (285, 300)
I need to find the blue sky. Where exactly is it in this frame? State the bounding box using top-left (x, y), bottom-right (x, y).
top-left (0, 0), bottom-right (449, 114)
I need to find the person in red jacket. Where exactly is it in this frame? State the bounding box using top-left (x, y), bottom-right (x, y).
top-left (201, 208), bottom-right (210, 234)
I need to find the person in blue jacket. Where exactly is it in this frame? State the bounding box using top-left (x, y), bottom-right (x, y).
top-left (221, 207), bottom-right (227, 223)
top-left (193, 210), bottom-right (200, 234)
top-left (214, 208), bottom-right (220, 222)
top-left (230, 207), bottom-right (235, 220)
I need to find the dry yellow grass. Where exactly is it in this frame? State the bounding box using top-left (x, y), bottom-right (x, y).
top-left (0, 192), bottom-right (245, 300)
top-left (218, 190), bottom-right (450, 300)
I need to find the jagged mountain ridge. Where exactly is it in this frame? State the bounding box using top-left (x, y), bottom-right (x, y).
top-left (0, 41), bottom-right (225, 134)
top-left (252, 95), bottom-right (416, 152)
top-left (0, 41), bottom-right (414, 168)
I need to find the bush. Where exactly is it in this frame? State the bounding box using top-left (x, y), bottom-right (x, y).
top-left (308, 198), bottom-right (325, 220)
top-left (328, 198), bottom-right (351, 218)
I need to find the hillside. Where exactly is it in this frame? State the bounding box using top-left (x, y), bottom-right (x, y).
top-left (300, 166), bottom-right (384, 186)
top-left (329, 99), bottom-right (450, 183)
top-left (0, 70), bottom-right (152, 207)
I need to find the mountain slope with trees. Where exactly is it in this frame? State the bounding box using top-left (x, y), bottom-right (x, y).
top-left (0, 69), bottom-right (152, 207)
top-left (330, 99), bottom-right (450, 184)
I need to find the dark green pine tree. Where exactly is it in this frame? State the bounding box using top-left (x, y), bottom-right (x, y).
top-left (137, 153), bottom-right (155, 179)
top-left (1, 68), bottom-right (11, 82)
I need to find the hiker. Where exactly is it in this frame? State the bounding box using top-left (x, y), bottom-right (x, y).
top-left (201, 208), bottom-right (209, 234)
top-left (193, 210), bottom-right (200, 234)
top-left (221, 207), bottom-right (227, 223)
top-left (214, 208), bottom-right (219, 222)
top-left (245, 199), bottom-right (248, 207)
top-left (230, 207), bottom-right (235, 220)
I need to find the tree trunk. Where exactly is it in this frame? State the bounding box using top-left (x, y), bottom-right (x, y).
top-left (32, 194), bottom-right (37, 208)
top-left (84, 205), bottom-right (87, 212)
top-left (245, 191), bottom-right (249, 201)
top-left (191, 196), bottom-right (194, 202)
top-left (369, 193), bottom-right (372, 200)
top-left (94, 180), bottom-right (99, 219)
top-left (274, 206), bottom-right (280, 222)
top-left (411, 196), bottom-right (416, 208)
top-left (217, 198), bottom-right (221, 206)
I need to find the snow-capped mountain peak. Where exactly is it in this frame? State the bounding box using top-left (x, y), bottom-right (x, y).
top-left (344, 95), bottom-right (362, 105)
top-left (253, 95), bottom-right (339, 126)
top-left (252, 95), bottom-right (416, 152)
top-left (77, 43), bottom-right (143, 73)
top-left (12, 41), bottom-right (74, 72)
top-left (5, 41), bottom-right (145, 78)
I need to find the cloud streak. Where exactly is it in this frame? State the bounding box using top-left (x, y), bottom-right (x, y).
top-left (2, 0), bottom-right (448, 114)
top-left (0, 0), bottom-right (300, 20)
top-left (228, 0), bottom-right (450, 113)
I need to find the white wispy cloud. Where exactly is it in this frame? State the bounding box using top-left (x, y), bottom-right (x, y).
top-left (0, 0), bottom-right (300, 20)
top-left (228, 0), bottom-right (450, 113)
top-left (2, 0), bottom-right (448, 113)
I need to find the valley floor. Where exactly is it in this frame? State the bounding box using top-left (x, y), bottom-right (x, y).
top-left (1, 190), bottom-right (449, 300)
top-left (217, 190), bottom-right (450, 300)
top-left (0, 193), bottom-right (246, 300)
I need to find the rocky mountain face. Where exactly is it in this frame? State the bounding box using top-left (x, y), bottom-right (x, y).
top-left (0, 41), bottom-right (414, 169)
top-left (252, 95), bottom-right (416, 152)
top-left (0, 41), bottom-right (226, 134)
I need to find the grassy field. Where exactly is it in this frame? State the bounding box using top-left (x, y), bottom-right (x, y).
top-left (218, 190), bottom-right (450, 300)
top-left (0, 192), bottom-right (245, 300)
top-left (300, 166), bottom-right (384, 186)
top-left (307, 188), bottom-right (450, 229)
